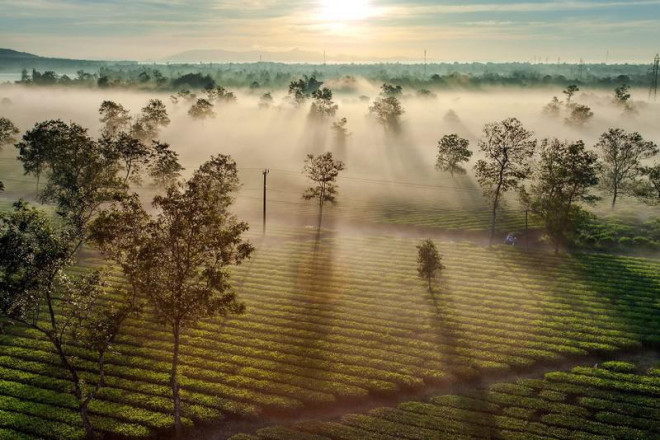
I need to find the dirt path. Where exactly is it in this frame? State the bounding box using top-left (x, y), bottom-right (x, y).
top-left (177, 347), bottom-right (660, 440)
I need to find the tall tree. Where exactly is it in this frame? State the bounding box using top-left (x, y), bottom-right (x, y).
top-left (205, 86), bottom-right (237, 103)
top-left (563, 84), bottom-right (579, 104)
top-left (526, 139), bottom-right (600, 253)
top-left (101, 132), bottom-right (151, 185)
top-left (258, 92), bottom-right (274, 109)
top-left (288, 75), bottom-right (323, 106)
top-left (0, 201), bottom-right (139, 439)
top-left (98, 100), bottom-right (131, 138)
top-left (369, 96), bottom-right (404, 132)
top-left (474, 118), bottom-right (537, 245)
top-left (331, 117), bottom-right (350, 148)
top-left (302, 152), bottom-right (346, 215)
top-left (188, 98), bottom-right (215, 120)
top-left (133, 99), bottom-right (170, 141)
top-left (2, 120), bottom-right (134, 438)
top-left (0, 117), bottom-right (19, 191)
top-left (564, 103), bottom-right (593, 127)
top-left (149, 141), bottom-right (184, 187)
top-left (435, 134), bottom-right (472, 177)
top-left (417, 239), bottom-right (444, 292)
top-left (595, 128), bottom-right (658, 208)
top-left (634, 163), bottom-right (660, 205)
top-left (309, 87), bottom-right (338, 121)
top-left (92, 156), bottom-right (253, 437)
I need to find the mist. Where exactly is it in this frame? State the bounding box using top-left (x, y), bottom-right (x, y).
top-left (1, 83), bottom-right (658, 233)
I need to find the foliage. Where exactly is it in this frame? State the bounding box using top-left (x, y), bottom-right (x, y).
top-left (525, 138), bottom-right (600, 253)
top-left (205, 86), bottom-right (237, 103)
top-left (435, 134), bottom-right (472, 177)
top-left (0, 117), bottom-right (19, 191)
top-left (563, 84), bottom-right (579, 103)
top-left (149, 141), bottom-right (184, 187)
top-left (188, 98), bottom-right (215, 120)
top-left (368, 96), bottom-right (404, 132)
top-left (595, 128), bottom-right (658, 208)
top-left (98, 101), bottom-right (131, 138)
top-left (309, 88), bottom-right (338, 121)
top-left (288, 75), bottom-right (323, 106)
top-left (564, 103), bottom-right (593, 127)
top-left (302, 152), bottom-right (346, 210)
top-left (474, 117), bottom-right (536, 244)
top-left (258, 92), bottom-right (273, 109)
top-left (331, 117), bottom-right (350, 147)
top-left (542, 96), bottom-right (562, 118)
top-left (634, 163), bottom-right (660, 205)
top-left (380, 83), bottom-right (403, 96)
top-left (416, 239), bottom-right (444, 292)
top-left (92, 155), bottom-right (253, 436)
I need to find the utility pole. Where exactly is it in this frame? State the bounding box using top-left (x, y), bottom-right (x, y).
top-left (262, 169), bottom-right (269, 234)
top-left (424, 49), bottom-right (427, 77)
top-left (650, 54), bottom-right (659, 101)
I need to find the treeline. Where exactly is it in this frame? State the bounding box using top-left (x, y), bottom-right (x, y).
top-left (12, 59), bottom-right (656, 91)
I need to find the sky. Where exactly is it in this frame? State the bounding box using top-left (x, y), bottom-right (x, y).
top-left (0, 0), bottom-right (659, 63)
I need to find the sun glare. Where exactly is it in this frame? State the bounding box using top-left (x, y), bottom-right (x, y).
top-left (320, 0), bottom-right (372, 22)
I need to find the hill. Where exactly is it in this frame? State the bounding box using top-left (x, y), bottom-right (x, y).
top-left (0, 48), bottom-right (136, 73)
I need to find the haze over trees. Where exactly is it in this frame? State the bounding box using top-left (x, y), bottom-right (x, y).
top-left (435, 134), bottom-right (472, 177)
top-left (474, 118), bottom-right (537, 245)
top-left (188, 98), bottom-right (216, 120)
top-left (369, 86), bottom-right (405, 132)
top-left (596, 128), bottom-right (658, 208)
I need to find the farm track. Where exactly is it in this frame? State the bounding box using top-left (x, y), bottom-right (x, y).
top-left (181, 348), bottom-right (660, 440)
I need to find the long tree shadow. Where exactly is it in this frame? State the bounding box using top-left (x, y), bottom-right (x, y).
top-left (493, 246), bottom-right (660, 358)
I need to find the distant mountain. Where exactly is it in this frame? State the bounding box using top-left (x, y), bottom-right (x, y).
top-left (161, 48), bottom-right (414, 63)
top-left (0, 48), bottom-right (136, 73)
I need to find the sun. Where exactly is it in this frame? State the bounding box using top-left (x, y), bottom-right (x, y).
top-left (319, 0), bottom-right (372, 22)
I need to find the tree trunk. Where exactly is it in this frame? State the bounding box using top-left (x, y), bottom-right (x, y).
top-left (79, 404), bottom-right (94, 439)
top-left (489, 190), bottom-right (501, 246)
top-left (427, 276), bottom-right (432, 293)
top-left (611, 186), bottom-right (618, 209)
top-left (171, 322), bottom-right (182, 438)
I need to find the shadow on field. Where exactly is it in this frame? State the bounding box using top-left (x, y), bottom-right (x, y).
top-left (494, 246), bottom-right (660, 354)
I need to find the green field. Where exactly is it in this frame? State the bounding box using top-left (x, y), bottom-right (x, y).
top-left (0, 227), bottom-right (658, 439)
top-left (231, 362), bottom-right (660, 440)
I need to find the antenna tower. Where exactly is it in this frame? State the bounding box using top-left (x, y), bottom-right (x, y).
top-left (650, 54), bottom-right (659, 100)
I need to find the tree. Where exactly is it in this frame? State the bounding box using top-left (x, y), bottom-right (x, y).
top-left (369, 96), bottom-right (404, 132)
top-left (309, 87), bottom-right (338, 120)
top-left (259, 92), bottom-right (273, 109)
top-left (595, 128), bottom-right (658, 208)
top-left (613, 83), bottom-right (636, 115)
top-left (288, 75), bottom-right (323, 106)
top-left (563, 84), bottom-right (579, 103)
top-left (102, 132), bottom-right (151, 185)
top-left (0, 117), bottom-right (19, 191)
top-left (526, 139), bottom-right (600, 253)
top-left (542, 96), bottom-right (562, 118)
top-left (474, 118), bottom-right (537, 245)
top-left (634, 163), bottom-right (660, 205)
top-left (206, 86), bottom-right (237, 103)
top-left (0, 201), bottom-right (139, 439)
top-left (133, 99), bottom-right (170, 141)
top-left (98, 100), bottom-right (131, 137)
top-left (417, 239), bottom-right (444, 292)
top-left (15, 119), bottom-right (67, 195)
top-left (302, 152), bottom-right (346, 214)
top-left (149, 141), bottom-right (184, 187)
top-left (564, 103), bottom-right (593, 127)
top-left (381, 83), bottom-right (403, 96)
top-left (188, 98), bottom-right (215, 120)
top-left (435, 134), bottom-right (472, 177)
top-left (331, 117), bottom-right (350, 147)
top-left (614, 84), bottom-right (631, 103)
top-left (2, 119), bottom-right (135, 438)
top-left (92, 156), bottom-right (253, 437)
